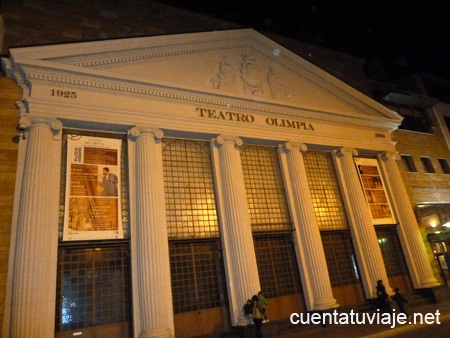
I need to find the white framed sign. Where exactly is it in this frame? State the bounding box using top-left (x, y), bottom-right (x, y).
top-left (354, 157), bottom-right (396, 225)
top-left (63, 134), bottom-right (124, 241)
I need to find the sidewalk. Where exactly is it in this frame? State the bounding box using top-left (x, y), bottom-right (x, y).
top-left (258, 300), bottom-right (450, 338)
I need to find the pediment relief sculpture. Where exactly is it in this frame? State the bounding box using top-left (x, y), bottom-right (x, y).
top-left (211, 54), bottom-right (293, 100)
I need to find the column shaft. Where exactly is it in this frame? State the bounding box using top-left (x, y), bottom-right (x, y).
top-left (133, 127), bottom-right (174, 338)
top-left (379, 152), bottom-right (438, 288)
top-left (11, 118), bottom-right (62, 338)
top-left (333, 148), bottom-right (390, 298)
top-left (212, 136), bottom-right (260, 326)
top-left (281, 143), bottom-right (338, 310)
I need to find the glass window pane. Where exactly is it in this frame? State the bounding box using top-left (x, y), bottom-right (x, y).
top-left (240, 145), bottom-right (292, 232)
top-left (162, 139), bottom-right (219, 239)
top-left (304, 151), bottom-right (349, 231)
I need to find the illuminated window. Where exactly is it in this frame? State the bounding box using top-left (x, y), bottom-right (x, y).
top-left (241, 145), bottom-right (301, 298)
top-left (162, 139), bottom-right (219, 239)
top-left (163, 139), bottom-right (226, 314)
top-left (240, 145), bottom-right (292, 232)
top-left (304, 151), bottom-right (349, 231)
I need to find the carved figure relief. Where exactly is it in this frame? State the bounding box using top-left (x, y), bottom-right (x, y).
top-left (267, 66), bottom-right (293, 99)
top-left (211, 56), bottom-right (237, 91)
top-left (211, 54), bottom-right (292, 100)
top-left (240, 54), bottom-right (264, 95)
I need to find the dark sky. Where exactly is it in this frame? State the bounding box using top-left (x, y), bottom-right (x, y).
top-left (157, 0), bottom-right (450, 81)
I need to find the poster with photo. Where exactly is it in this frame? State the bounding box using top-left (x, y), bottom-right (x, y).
top-left (354, 157), bottom-right (396, 225)
top-left (63, 134), bottom-right (123, 241)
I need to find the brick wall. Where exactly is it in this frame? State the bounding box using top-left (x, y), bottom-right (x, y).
top-left (0, 75), bottom-right (21, 334)
top-left (391, 105), bottom-right (450, 284)
top-left (392, 107), bottom-right (450, 206)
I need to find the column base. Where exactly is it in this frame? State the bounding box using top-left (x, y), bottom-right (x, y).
top-left (312, 298), bottom-right (340, 311)
top-left (418, 278), bottom-right (440, 289)
top-left (139, 327), bottom-right (173, 338)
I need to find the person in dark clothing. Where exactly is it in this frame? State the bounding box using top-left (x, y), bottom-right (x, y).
top-left (391, 287), bottom-right (409, 316)
top-left (251, 295), bottom-right (264, 338)
top-left (243, 299), bottom-right (253, 325)
top-left (376, 280), bottom-right (392, 314)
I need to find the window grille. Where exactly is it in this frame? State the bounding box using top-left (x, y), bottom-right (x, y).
top-left (162, 139), bottom-right (219, 239)
top-left (169, 241), bottom-right (226, 313)
top-left (55, 245), bottom-right (132, 332)
top-left (254, 236), bottom-right (302, 297)
top-left (304, 151), bottom-right (349, 231)
top-left (321, 231), bottom-right (361, 286)
top-left (240, 145), bottom-right (300, 298)
top-left (376, 227), bottom-right (409, 277)
top-left (240, 145), bottom-right (292, 232)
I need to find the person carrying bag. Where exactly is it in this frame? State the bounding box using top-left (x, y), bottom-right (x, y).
top-left (251, 295), bottom-right (264, 338)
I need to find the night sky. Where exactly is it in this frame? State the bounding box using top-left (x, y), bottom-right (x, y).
top-left (157, 0), bottom-right (450, 82)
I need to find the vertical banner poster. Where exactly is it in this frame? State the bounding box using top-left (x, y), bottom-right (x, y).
top-left (354, 157), bottom-right (396, 225)
top-left (63, 135), bottom-right (124, 241)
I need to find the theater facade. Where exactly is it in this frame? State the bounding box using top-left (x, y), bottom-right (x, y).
top-left (1, 29), bottom-right (440, 338)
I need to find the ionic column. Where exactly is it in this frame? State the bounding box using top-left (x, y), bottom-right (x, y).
top-left (333, 147), bottom-right (391, 298)
top-left (379, 152), bottom-right (438, 288)
top-left (130, 127), bottom-right (174, 338)
top-left (211, 135), bottom-right (260, 326)
top-left (280, 142), bottom-right (338, 311)
top-left (10, 117), bottom-right (62, 338)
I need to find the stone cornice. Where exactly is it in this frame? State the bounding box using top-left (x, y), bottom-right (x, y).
top-left (18, 64), bottom-right (400, 132)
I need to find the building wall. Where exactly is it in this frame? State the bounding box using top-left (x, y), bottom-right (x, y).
top-left (391, 102), bottom-right (450, 285)
top-left (392, 109), bottom-right (450, 206)
top-left (0, 0), bottom-right (238, 52)
top-left (0, 76), bottom-right (21, 335)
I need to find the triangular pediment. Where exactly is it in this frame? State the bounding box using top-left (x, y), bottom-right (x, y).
top-left (5, 29), bottom-right (402, 127)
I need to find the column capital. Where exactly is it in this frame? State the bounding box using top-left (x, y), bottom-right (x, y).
top-left (334, 147), bottom-right (358, 157)
top-left (19, 116), bottom-right (63, 132)
top-left (215, 135), bottom-right (243, 148)
top-left (282, 141), bottom-right (308, 153)
top-left (379, 151), bottom-right (400, 161)
top-left (19, 116), bottom-right (63, 140)
top-left (129, 126), bottom-right (164, 141)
